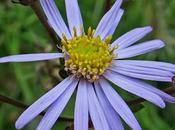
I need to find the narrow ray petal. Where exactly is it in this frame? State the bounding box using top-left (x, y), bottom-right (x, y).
top-left (15, 76), bottom-right (74, 129)
top-left (104, 71), bottom-right (165, 108)
top-left (65, 0), bottom-right (83, 36)
top-left (112, 62), bottom-right (173, 77)
top-left (110, 63), bottom-right (173, 82)
top-left (128, 77), bottom-right (175, 103)
top-left (94, 0), bottom-right (123, 39)
top-left (40, 0), bottom-right (71, 38)
top-left (74, 79), bottom-right (88, 130)
top-left (111, 26), bottom-right (152, 49)
top-left (110, 67), bottom-right (172, 82)
top-left (113, 60), bottom-right (175, 73)
top-left (88, 83), bottom-right (109, 130)
top-left (99, 78), bottom-right (141, 130)
top-left (108, 9), bottom-right (124, 36)
top-left (115, 40), bottom-right (165, 59)
top-left (95, 81), bottom-right (124, 130)
top-left (37, 79), bottom-right (78, 130)
top-left (0, 53), bottom-right (63, 63)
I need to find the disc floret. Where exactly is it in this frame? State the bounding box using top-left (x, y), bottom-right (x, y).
top-left (62, 27), bottom-right (115, 82)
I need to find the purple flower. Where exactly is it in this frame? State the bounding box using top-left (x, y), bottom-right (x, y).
top-left (0, 0), bottom-right (175, 130)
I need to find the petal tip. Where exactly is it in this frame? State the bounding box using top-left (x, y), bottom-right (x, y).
top-left (157, 40), bottom-right (165, 47)
top-left (160, 102), bottom-right (166, 108)
top-left (114, 0), bottom-right (123, 7)
top-left (147, 25), bottom-right (152, 29)
top-left (157, 98), bottom-right (166, 108)
top-left (143, 26), bottom-right (153, 32)
top-left (151, 39), bottom-right (165, 48)
top-left (15, 120), bottom-right (23, 130)
top-left (119, 8), bottom-right (125, 13)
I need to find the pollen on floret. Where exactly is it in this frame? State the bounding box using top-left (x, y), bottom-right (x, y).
top-left (61, 27), bottom-right (116, 82)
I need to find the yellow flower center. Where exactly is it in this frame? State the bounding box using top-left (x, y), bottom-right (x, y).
top-left (61, 27), bottom-right (116, 82)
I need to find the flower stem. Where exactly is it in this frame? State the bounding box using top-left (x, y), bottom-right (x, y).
top-left (0, 94), bottom-right (73, 122)
top-left (11, 0), bottom-right (59, 45)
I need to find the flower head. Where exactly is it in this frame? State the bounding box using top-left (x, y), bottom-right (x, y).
top-left (0, 0), bottom-right (175, 130)
top-left (63, 27), bottom-right (115, 81)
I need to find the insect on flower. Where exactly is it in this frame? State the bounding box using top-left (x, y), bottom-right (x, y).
top-left (0, 0), bottom-right (175, 130)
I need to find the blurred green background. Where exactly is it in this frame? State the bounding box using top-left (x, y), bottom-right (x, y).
top-left (0, 0), bottom-right (175, 130)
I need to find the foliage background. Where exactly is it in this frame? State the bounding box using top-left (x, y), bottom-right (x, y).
top-left (0, 0), bottom-right (175, 130)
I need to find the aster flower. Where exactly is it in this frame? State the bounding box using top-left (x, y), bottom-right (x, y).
top-left (0, 0), bottom-right (175, 130)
